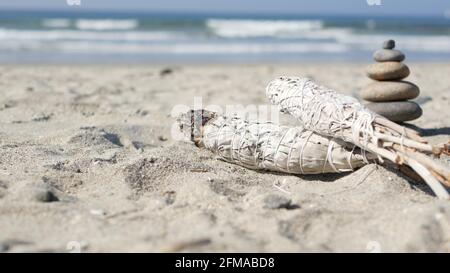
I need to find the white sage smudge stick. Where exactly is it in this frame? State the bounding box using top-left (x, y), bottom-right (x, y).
top-left (266, 76), bottom-right (450, 199)
top-left (177, 109), bottom-right (376, 174)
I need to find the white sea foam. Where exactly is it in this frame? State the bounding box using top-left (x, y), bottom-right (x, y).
top-left (0, 41), bottom-right (349, 54)
top-left (81, 42), bottom-right (346, 54)
top-left (206, 19), bottom-right (324, 38)
top-left (0, 29), bottom-right (178, 41)
top-left (204, 18), bottom-right (450, 53)
top-left (1, 29), bottom-right (450, 54)
top-left (75, 19), bottom-right (139, 30)
top-left (42, 18), bottom-right (139, 31)
top-left (205, 18), bottom-right (358, 44)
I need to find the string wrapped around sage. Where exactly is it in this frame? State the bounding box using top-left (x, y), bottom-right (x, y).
top-left (177, 109), bottom-right (375, 174)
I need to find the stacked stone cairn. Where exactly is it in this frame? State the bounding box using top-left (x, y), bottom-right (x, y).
top-left (361, 39), bottom-right (422, 122)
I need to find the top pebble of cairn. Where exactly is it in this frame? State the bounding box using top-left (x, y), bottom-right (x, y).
top-left (372, 40), bottom-right (405, 63)
top-left (382, 39), bottom-right (395, 49)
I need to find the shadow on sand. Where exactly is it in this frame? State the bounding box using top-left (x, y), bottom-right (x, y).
top-left (402, 124), bottom-right (450, 137)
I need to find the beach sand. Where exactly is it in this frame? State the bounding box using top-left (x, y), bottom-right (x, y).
top-left (0, 63), bottom-right (449, 252)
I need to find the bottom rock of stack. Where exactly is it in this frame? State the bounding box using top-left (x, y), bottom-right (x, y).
top-left (365, 101), bottom-right (422, 122)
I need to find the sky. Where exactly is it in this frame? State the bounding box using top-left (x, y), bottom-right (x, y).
top-left (0, 0), bottom-right (449, 17)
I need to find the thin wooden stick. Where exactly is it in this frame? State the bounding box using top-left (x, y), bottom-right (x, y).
top-left (396, 145), bottom-right (450, 184)
top-left (366, 142), bottom-right (398, 163)
top-left (374, 117), bottom-right (425, 142)
top-left (397, 165), bottom-right (423, 182)
top-left (430, 170), bottom-right (450, 187)
top-left (374, 132), bottom-right (433, 153)
top-left (402, 157), bottom-right (449, 199)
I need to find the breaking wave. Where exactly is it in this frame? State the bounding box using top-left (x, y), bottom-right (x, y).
top-left (206, 19), bottom-right (325, 38)
top-left (41, 18), bottom-right (139, 30)
top-left (74, 19), bottom-right (139, 30)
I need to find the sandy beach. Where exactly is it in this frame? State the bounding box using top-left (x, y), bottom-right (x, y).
top-left (0, 63), bottom-right (449, 252)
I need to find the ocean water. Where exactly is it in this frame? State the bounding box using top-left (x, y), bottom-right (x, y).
top-left (1, 10), bottom-right (450, 63)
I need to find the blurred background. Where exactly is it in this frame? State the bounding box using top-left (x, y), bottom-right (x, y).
top-left (1, 0), bottom-right (450, 63)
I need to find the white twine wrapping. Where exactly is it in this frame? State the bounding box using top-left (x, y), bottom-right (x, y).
top-left (266, 77), bottom-right (376, 150)
top-left (197, 114), bottom-right (373, 174)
